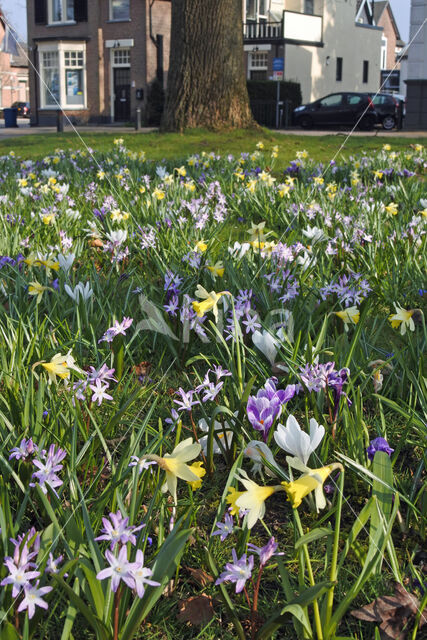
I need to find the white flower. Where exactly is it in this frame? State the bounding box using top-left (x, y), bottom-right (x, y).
top-left (64, 281), bottom-right (93, 302)
top-left (105, 229), bottom-right (127, 247)
top-left (252, 329), bottom-right (279, 365)
top-left (302, 226), bottom-right (326, 243)
top-left (198, 416), bottom-right (235, 456)
top-left (58, 253), bottom-right (75, 274)
top-left (228, 241), bottom-right (251, 259)
top-left (274, 415), bottom-right (324, 466)
top-left (244, 441), bottom-right (277, 477)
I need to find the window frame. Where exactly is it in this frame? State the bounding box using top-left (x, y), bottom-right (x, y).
top-left (38, 42), bottom-right (87, 110)
top-left (109, 0), bottom-right (131, 22)
top-left (247, 51), bottom-right (268, 80)
top-left (363, 60), bottom-right (369, 84)
top-left (47, 0), bottom-right (76, 26)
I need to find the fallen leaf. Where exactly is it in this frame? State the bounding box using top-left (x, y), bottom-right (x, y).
top-left (177, 594), bottom-right (215, 626)
top-left (184, 566), bottom-right (214, 587)
top-left (351, 583), bottom-right (426, 639)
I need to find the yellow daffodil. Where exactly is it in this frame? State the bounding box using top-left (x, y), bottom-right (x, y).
top-left (187, 155), bottom-right (197, 167)
top-left (187, 461), bottom-right (206, 490)
top-left (28, 281), bottom-right (49, 304)
top-left (36, 351), bottom-right (82, 385)
top-left (192, 285), bottom-right (230, 322)
top-left (234, 170), bottom-right (245, 180)
top-left (420, 208), bottom-right (427, 218)
top-left (17, 178), bottom-right (28, 187)
top-left (194, 240), bottom-right (207, 253)
top-left (234, 469), bottom-right (283, 529)
top-left (278, 184), bottom-right (291, 198)
top-left (373, 169), bottom-right (383, 180)
top-left (385, 202), bottom-right (398, 216)
top-left (114, 137), bottom-right (124, 145)
top-left (35, 258), bottom-right (60, 272)
top-left (175, 165), bottom-right (186, 177)
top-left (296, 150), bottom-right (308, 159)
top-left (207, 261), bottom-right (225, 279)
top-left (282, 459), bottom-right (343, 511)
top-left (226, 486), bottom-right (244, 516)
top-left (388, 304), bottom-right (415, 335)
top-left (256, 141), bottom-right (264, 150)
top-left (246, 179), bottom-right (257, 193)
top-left (383, 144), bottom-right (391, 152)
top-left (42, 214), bottom-right (55, 225)
top-left (143, 438), bottom-right (201, 503)
top-left (152, 187), bottom-right (165, 200)
top-left (97, 170), bottom-right (105, 179)
top-left (313, 176), bottom-right (324, 185)
top-left (414, 144), bottom-right (423, 152)
top-left (334, 306), bottom-right (360, 330)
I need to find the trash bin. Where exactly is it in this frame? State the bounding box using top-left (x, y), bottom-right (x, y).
top-left (3, 108), bottom-right (18, 128)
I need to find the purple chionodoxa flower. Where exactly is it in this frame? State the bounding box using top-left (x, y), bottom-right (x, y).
top-left (247, 537), bottom-right (284, 566)
top-left (215, 549), bottom-right (254, 593)
top-left (247, 378), bottom-right (296, 441)
top-left (366, 437), bottom-right (394, 461)
top-left (30, 444), bottom-right (67, 496)
top-left (95, 510), bottom-right (145, 550)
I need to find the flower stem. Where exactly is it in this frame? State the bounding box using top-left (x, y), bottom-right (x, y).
top-left (324, 470), bottom-right (344, 634)
top-left (113, 584), bottom-right (122, 640)
top-left (293, 509), bottom-right (324, 640)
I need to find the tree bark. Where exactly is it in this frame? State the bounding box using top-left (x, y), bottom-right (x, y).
top-left (162, 0), bottom-right (254, 131)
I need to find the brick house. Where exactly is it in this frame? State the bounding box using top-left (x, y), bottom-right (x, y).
top-left (27, 0), bottom-right (171, 125)
top-left (0, 12), bottom-right (29, 110)
top-left (373, 0), bottom-right (405, 94)
top-left (243, 0), bottom-right (383, 104)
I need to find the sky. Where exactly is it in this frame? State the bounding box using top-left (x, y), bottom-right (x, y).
top-left (0, 0), bottom-right (412, 46)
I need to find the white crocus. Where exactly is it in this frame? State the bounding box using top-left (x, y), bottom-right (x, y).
top-left (252, 329), bottom-right (279, 365)
top-left (198, 415), bottom-right (235, 456)
top-left (64, 281), bottom-right (93, 303)
top-left (302, 226), bottom-right (327, 243)
top-left (244, 441), bottom-right (277, 477)
top-left (105, 229), bottom-right (127, 247)
top-left (274, 415), bottom-right (324, 466)
top-left (58, 253), bottom-right (75, 274)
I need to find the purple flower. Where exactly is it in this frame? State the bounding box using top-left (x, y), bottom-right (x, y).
top-left (95, 510), bottom-right (145, 550)
top-left (98, 317), bottom-right (133, 343)
top-left (96, 546), bottom-right (139, 592)
top-left (366, 437), bottom-right (394, 461)
top-left (247, 537), bottom-right (283, 566)
top-left (9, 438), bottom-right (39, 461)
top-left (173, 387), bottom-right (200, 412)
top-left (215, 549), bottom-right (254, 593)
top-left (30, 444), bottom-right (66, 496)
top-left (17, 582), bottom-right (52, 619)
top-left (247, 378), bottom-right (295, 442)
top-left (1, 556), bottom-right (40, 598)
top-left (211, 512), bottom-right (234, 542)
top-left (131, 549), bottom-right (160, 598)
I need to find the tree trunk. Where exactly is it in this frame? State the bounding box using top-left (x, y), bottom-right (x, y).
top-left (162, 0), bottom-right (254, 131)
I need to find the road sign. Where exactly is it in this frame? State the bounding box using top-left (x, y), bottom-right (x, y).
top-left (272, 57), bottom-right (284, 72)
top-left (273, 70), bottom-right (283, 81)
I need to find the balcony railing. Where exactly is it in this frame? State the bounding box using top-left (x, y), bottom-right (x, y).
top-left (243, 21), bottom-right (283, 42)
top-left (243, 11), bottom-right (323, 45)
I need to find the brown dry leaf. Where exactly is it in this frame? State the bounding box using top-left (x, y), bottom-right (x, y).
top-left (351, 583), bottom-right (425, 640)
top-left (185, 566), bottom-right (214, 588)
top-left (177, 594), bottom-right (215, 626)
top-left (89, 238), bottom-right (103, 248)
top-left (133, 361), bottom-right (151, 377)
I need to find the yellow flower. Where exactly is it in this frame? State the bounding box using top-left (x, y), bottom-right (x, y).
top-left (246, 179), bottom-right (257, 193)
top-left (48, 177), bottom-right (57, 186)
top-left (282, 461), bottom-right (342, 511)
top-left (373, 170), bottom-right (383, 180)
top-left (175, 165), bottom-right (186, 177)
top-left (420, 208), bottom-right (427, 218)
top-left (35, 258), bottom-right (60, 272)
top-left (234, 469), bottom-right (282, 529)
top-left (414, 144), bottom-right (423, 152)
top-left (334, 306), bottom-right (360, 330)
top-left (17, 178), bottom-right (28, 187)
top-left (207, 261), bottom-right (225, 278)
top-left (143, 438), bottom-right (201, 503)
top-left (385, 202), bottom-right (398, 216)
top-left (97, 170), bottom-right (105, 179)
top-left (226, 487), bottom-right (244, 516)
top-left (42, 214), bottom-right (55, 225)
top-left (114, 138), bottom-right (124, 145)
top-left (256, 141), bottom-right (264, 150)
top-left (152, 187), bottom-right (165, 200)
top-left (37, 351), bottom-right (81, 385)
top-left (388, 304), bottom-right (415, 335)
top-left (296, 150), bottom-right (308, 159)
top-left (278, 184), bottom-right (291, 198)
top-left (187, 461), bottom-right (206, 490)
top-left (28, 281), bottom-right (48, 304)
top-left (192, 285), bottom-right (230, 322)
top-left (383, 144), bottom-right (391, 152)
top-left (194, 240), bottom-right (207, 253)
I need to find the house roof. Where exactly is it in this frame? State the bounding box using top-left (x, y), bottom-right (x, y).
top-left (373, 0), bottom-right (404, 43)
top-left (373, 1), bottom-right (387, 24)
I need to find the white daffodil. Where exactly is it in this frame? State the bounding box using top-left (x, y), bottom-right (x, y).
top-left (388, 304), bottom-right (415, 335)
top-left (234, 469), bottom-right (282, 529)
top-left (282, 457), bottom-right (343, 512)
top-left (274, 415), bottom-right (324, 466)
top-left (64, 281), bottom-right (93, 303)
top-left (334, 306), bottom-right (360, 331)
top-left (192, 285), bottom-right (230, 322)
top-left (244, 441), bottom-right (277, 477)
top-left (143, 438), bottom-right (201, 503)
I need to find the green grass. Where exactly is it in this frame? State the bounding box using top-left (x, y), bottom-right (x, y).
top-left (0, 127), bottom-right (422, 163)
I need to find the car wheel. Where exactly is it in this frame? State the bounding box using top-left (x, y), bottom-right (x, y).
top-left (382, 115), bottom-right (396, 130)
top-left (300, 115), bottom-right (313, 129)
top-left (359, 115), bottom-right (375, 131)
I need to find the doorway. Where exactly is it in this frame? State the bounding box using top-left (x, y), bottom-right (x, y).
top-left (113, 67), bottom-right (131, 122)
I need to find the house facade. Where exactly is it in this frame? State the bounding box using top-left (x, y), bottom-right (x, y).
top-left (0, 12), bottom-right (29, 109)
top-left (243, 0), bottom-right (383, 103)
top-left (27, 0), bottom-right (171, 125)
top-left (374, 0), bottom-right (405, 94)
top-left (405, 0), bottom-right (427, 129)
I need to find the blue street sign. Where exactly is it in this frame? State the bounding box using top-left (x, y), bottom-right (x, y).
top-left (272, 57), bottom-right (284, 71)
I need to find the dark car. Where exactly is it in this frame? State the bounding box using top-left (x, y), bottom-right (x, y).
top-left (11, 101), bottom-right (30, 118)
top-left (293, 92), bottom-right (376, 130)
top-left (368, 93), bottom-right (404, 130)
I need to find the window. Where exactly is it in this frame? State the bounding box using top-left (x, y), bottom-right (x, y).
top-left (245, 0), bottom-right (266, 21)
top-left (39, 43), bottom-right (86, 109)
top-left (49, 0), bottom-right (74, 23)
top-left (381, 36), bottom-right (387, 70)
top-left (363, 60), bottom-right (369, 84)
top-left (347, 95), bottom-right (363, 105)
top-left (113, 49), bottom-right (130, 66)
top-left (336, 57), bottom-right (343, 82)
top-left (248, 51), bottom-right (268, 80)
top-left (319, 94), bottom-right (343, 108)
top-left (304, 0), bottom-right (314, 15)
top-left (110, 0), bottom-right (130, 21)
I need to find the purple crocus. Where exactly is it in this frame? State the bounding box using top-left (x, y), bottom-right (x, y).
top-left (366, 437), bottom-right (394, 461)
top-left (215, 549), bottom-right (254, 593)
top-left (247, 378), bottom-right (295, 441)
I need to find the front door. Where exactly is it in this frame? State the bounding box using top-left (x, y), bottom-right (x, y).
top-left (113, 67), bottom-right (131, 122)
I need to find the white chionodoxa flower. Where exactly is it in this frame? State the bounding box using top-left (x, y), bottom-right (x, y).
top-left (64, 281), bottom-right (93, 302)
top-left (274, 415), bottom-right (324, 466)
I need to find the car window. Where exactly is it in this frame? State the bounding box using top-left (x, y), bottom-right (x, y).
top-left (347, 95), bottom-right (363, 105)
top-left (318, 94), bottom-right (343, 108)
